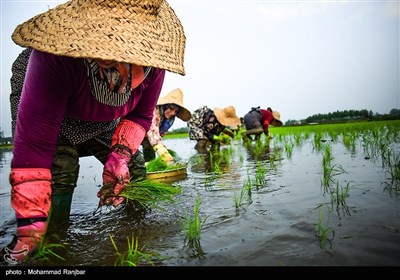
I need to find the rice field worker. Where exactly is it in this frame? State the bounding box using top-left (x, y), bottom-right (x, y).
top-left (188, 106), bottom-right (241, 153)
top-left (141, 88), bottom-right (191, 162)
top-left (3, 0), bottom-right (186, 263)
top-left (241, 106), bottom-right (283, 141)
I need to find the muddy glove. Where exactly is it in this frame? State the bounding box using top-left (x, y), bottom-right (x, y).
top-left (99, 119), bottom-right (145, 207)
top-left (153, 143), bottom-right (174, 162)
top-left (213, 134), bottom-right (231, 144)
top-left (1, 168), bottom-right (52, 263)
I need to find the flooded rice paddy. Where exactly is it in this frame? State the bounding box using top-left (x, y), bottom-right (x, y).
top-left (0, 121), bottom-right (399, 267)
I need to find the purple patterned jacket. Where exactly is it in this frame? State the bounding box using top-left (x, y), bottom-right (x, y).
top-left (11, 49), bottom-right (165, 169)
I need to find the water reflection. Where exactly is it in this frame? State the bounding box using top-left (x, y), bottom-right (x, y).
top-left (243, 139), bottom-right (271, 162)
top-left (189, 148), bottom-right (232, 174)
top-left (0, 147), bottom-right (12, 166)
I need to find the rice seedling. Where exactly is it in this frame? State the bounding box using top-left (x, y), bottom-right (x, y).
top-left (315, 207), bottom-right (334, 254)
top-left (189, 154), bottom-right (204, 165)
top-left (293, 133), bottom-right (303, 147)
top-left (330, 181), bottom-right (351, 217)
top-left (284, 141), bottom-right (294, 159)
top-left (320, 144), bottom-right (346, 189)
top-left (146, 157), bottom-right (169, 172)
top-left (234, 128), bottom-right (245, 140)
top-left (234, 170), bottom-right (253, 209)
top-left (321, 163), bottom-right (347, 191)
top-left (180, 196), bottom-right (206, 248)
top-left (361, 125), bottom-right (397, 166)
top-left (254, 161), bottom-right (267, 189)
top-left (378, 141), bottom-right (391, 168)
top-left (322, 143), bottom-right (333, 163)
top-left (342, 132), bottom-right (357, 156)
top-left (208, 151), bottom-right (223, 176)
top-left (269, 147), bottom-right (283, 170)
top-left (234, 182), bottom-right (251, 209)
top-left (146, 156), bottom-right (186, 173)
top-left (116, 179), bottom-right (181, 210)
top-left (312, 132), bottom-right (323, 152)
top-left (268, 155), bottom-right (276, 170)
top-left (254, 140), bottom-right (267, 158)
top-left (244, 175), bottom-right (253, 204)
top-left (243, 137), bottom-right (253, 149)
top-left (270, 146), bottom-right (283, 169)
top-left (238, 152), bottom-right (244, 163)
top-left (385, 150), bottom-right (400, 191)
top-left (303, 130), bottom-right (311, 140)
top-left (110, 234), bottom-right (162, 266)
top-left (361, 132), bottom-right (375, 160)
top-left (273, 133), bottom-right (284, 143)
top-left (32, 237), bottom-right (66, 262)
top-left (233, 191), bottom-right (244, 209)
top-left (221, 148), bottom-right (233, 165)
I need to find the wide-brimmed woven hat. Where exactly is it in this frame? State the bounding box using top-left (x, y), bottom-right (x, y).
top-left (157, 88), bottom-right (191, 121)
top-left (11, 0), bottom-right (186, 75)
top-left (272, 111), bottom-right (283, 127)
top-left (213, 106), bottom-right (241, 128)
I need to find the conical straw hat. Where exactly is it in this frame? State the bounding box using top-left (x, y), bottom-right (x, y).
top-left (213, 106), bottom-right (241, 128)
top-left (12, 0), bottom-right (186, 75)
top-left (157, 88), bottom-right (191, 121)
top-left (272, 111), bottom-right (282, 126)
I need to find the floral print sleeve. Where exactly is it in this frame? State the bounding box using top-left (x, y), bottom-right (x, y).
top-left (188, 106), bottom-right (210, 140)
top-left (147, 106), bottom-right (163, 146)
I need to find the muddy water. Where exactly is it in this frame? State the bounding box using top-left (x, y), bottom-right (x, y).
top-left (0, 136), bottom-right (399, 266)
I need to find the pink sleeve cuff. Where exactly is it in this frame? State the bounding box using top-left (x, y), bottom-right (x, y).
top-left (111, 119), bottom-right (146, 154)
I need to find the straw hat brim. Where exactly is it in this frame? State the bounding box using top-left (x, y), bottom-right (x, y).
top-left (11, 0), bottom-right (186, 75)
top-left (157, 88), bottom-right (191, 121)
top-left (213, 106), bottom-right (241, 128)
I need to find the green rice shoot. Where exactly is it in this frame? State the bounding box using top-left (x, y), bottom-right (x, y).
top-left (32, 236), bottom-right (66, 262)
top-left (110, 234), bottom-right (163, 266)
top-left (146, 149), bottom-right (186, 173)
top-left (119, 179), bottom-right (181, 210)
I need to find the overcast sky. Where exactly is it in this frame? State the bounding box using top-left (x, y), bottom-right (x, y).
top-left (1, 0), bottom-right (399, 137)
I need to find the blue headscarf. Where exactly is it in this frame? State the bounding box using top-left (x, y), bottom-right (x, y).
top-left (159, 104), bottom-right (176, 133)
top-left (159, 117), bottom-right (175, 134)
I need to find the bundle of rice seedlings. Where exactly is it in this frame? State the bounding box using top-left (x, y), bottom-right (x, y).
top-left (146, 157), bottom-right (168, 172)
top-left (119, 179), bottom-right (181, 210)
top-left (146, 156), bottom-right (186, 173)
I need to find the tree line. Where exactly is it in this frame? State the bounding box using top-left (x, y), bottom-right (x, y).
top-left (285, 108), bottom-right (400, 126)
top-left (1, 108), bottom-right (400, 142)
